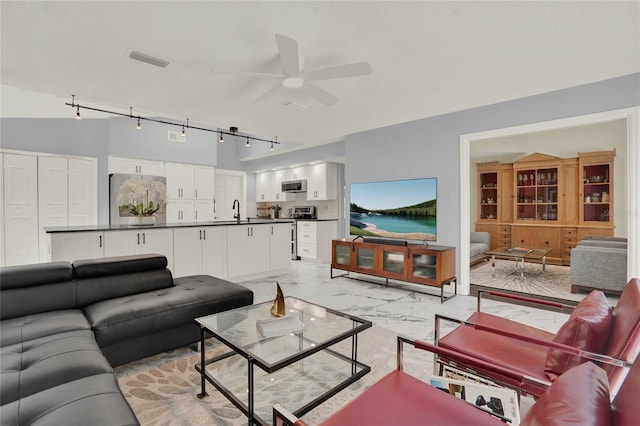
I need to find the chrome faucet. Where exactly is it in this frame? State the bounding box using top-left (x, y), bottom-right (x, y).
top-left (232, 199), bottom-right (240, 223)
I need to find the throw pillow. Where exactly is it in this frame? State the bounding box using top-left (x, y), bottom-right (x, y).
top-left (544, 290), bottom-right (612, 380)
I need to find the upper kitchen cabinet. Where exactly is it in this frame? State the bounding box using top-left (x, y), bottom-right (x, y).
top-left (256, 171), bottom-right (273, 202)
top-left (194, 166), bottom-right (215, 200)
top-left (290, 166), bottom-right (307, 181)
top-left (165, 162), bottom-right (195, 199)
top-left (306, 162), bottom-right (337, 200)
top-left (109, 156), bottom-right (164, 176)
top-left (271, 169), bottom-right (293, 202)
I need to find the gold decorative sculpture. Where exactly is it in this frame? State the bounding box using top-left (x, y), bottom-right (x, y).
top-left (270, 282), bottom-right (286, 317)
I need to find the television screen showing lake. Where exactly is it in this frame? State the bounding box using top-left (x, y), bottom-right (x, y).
top-left (350, 177), bottom-right (437, 241)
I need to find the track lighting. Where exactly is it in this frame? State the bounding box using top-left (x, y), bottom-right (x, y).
top-left (66, 95), bottom-right (280, 150)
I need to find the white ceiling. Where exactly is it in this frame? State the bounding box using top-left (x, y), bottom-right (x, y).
top-left (1, 1), bottom-right (638, 149)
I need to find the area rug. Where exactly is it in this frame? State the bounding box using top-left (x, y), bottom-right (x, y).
top-left (115, 326), bottom-right (431, 426)
top-left (469, 258), bottom-right (581, 301)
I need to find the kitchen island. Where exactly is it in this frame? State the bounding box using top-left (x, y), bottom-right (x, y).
top-left (45, 219), bottom-right (294, 281)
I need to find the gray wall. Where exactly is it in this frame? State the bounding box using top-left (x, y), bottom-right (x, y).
top-left (345, 73), bottom-right (640, 279)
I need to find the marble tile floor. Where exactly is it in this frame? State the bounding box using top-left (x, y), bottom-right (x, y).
top-left (239, 260), bottom-right (570, 344)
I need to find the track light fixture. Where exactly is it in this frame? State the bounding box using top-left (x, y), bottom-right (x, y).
top-left (65, 95), bottom-right (281, 150)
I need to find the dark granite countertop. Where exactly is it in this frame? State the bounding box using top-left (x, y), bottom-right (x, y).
top-left (45, 218), bottom-right (294, 233)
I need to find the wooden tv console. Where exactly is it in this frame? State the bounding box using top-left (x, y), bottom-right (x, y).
top-left (331, 239), bottom-right (457, 303)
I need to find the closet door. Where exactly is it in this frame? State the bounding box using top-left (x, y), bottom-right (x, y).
top-left (3, 154), bottom-right (39, 265)
top-left (68, 158), bottom-right (96, 226)
top-left (38, 157), bottom-right (68, 262)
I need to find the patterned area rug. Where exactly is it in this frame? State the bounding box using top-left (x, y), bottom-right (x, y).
top-left (115, 326), bottom-right (431, 426)
top-left (469, 258), bottom-right (581, 301)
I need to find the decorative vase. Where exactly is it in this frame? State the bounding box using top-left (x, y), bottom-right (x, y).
top-left (128, 215), bottom-right (156, 226)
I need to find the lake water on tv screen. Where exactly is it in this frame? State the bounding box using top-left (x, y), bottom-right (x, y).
top-left (365, 215), bottom-right (436, 235)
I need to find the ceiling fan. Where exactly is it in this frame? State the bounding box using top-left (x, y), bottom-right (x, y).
top-left (227, 34), bottom-right (372, 106)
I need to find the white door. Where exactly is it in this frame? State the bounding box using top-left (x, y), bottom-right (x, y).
top-left (38, 157), bottom-right (68, 262)
top-left (173, 227), bottom-right (202, 277)
top-left (247, 224), bottom-right (270, 275)
top-left (269, 223), bottom-right (291, 271)
top-left (166, 199), bottom-right (194, 223)
top-left (195, 199), bottom-right (214, 222)
top-left (68, 157), bottom-right (96, 226)
top-left (3, 153), bottom-right (39, 265)
top-left (103, 230), bottom-right (140, 257)
top-left (51, 231), bottom-right (104, 262)
top-left (226, 225), bottom-right (248, 277)
top-left (201, 226), bottom-right (227, 278)
top-left (194, 166), bottom-right (215, 199)
top-left (137, 228), bottom-right (174, 269)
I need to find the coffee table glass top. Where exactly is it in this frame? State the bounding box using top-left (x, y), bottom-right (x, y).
top-left (196, 296), bottom-right (372, 370)
top-left (485, 247), bottom-right (553, 260)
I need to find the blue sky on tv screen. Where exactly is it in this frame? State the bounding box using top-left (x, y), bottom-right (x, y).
top-left (351, 178), bottom-right (436, 210)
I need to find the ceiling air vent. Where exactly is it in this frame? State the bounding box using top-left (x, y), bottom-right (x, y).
top-left (168, 131), bottom-right (186, 143)
top-left (129, 51), bottom-right (170, 68)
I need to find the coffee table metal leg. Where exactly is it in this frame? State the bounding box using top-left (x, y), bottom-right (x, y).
top-left (197, 327), bottom-right (208, 399)
top-left (519, 257), bottom-right (524, 281)
top-left (491, 255), bottom-right (496, 277)
top-left (542, 255), bottom-right (546, 272)
top-left (248, 358), bottom-right (254, 425)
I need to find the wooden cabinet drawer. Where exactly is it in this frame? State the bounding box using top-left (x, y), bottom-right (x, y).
top-left (499, 225), bottom-right (511, 234)
top-left (562, 228), bottom-right (578, 237)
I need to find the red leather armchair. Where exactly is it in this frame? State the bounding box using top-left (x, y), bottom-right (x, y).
top-left (435, 278), bottom-right (640, 398)
top-left (274, 336), bottom-right (640, 426)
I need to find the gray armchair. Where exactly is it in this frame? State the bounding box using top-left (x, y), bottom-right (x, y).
top-left (570, 237), bottom-right (627, 295)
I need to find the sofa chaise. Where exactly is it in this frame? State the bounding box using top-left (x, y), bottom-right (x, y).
top-left (0, 254), bottom-right (254, 425)
top-left (570, 236), bottom-right (628, 295)
top-left (470, 231), bottom-right (490, 264)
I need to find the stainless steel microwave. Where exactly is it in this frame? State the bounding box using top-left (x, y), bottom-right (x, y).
top-left (281, 179), bottom-right (307, 193)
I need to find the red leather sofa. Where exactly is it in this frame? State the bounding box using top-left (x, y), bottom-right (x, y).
top-left (436, 278), bottom-right (640, 398)
top-left (274, 335), bottom-right (639, 426)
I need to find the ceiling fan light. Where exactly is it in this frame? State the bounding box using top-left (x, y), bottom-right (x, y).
top-left (282, 77), bottom-right (304, 89)
top-left (245, 136), bottom-right (250, 147)
top-left (219, 132), bottom-right (224, 143)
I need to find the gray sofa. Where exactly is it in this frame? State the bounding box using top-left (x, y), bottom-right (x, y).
top-left (470, 231), bottom-right (491, 264)
top-left (570, 236), bottom-right (628, 295)
top-left (0, 254), bottom-right (253, 425)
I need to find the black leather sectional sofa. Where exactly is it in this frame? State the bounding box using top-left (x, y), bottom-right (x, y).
top-left (0, 254), bottom-right (254, 425)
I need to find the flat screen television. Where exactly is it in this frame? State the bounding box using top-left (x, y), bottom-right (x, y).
top-left (350, 177), bottom-right (437, 241)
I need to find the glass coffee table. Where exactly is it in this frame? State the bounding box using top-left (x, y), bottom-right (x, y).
top-left (194, 296), bottom-right (372, 426)
top-left (485, 247), bottom-right (553, 281)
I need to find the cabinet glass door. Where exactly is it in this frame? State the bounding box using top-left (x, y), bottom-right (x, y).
top-left (410, 253), bottom-right (437, 281)
top-left (354, 245), bottom-right (375, 272)
top-left (516, 167), bottom-right (558, 222)
top-left (380, 248), bottom-right (407, 279)
top-left (479, 172), bottom-right (498, 221)
top-left (333, 244), bottom-right (352, 267)
top-left (582, 164), bottom-right (611, 223)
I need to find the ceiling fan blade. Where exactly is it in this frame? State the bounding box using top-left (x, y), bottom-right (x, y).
top-left (255, 83), bottom-right (287, 102)
top-left (275, 34), bottom-right (300, 76)
top-left (304, 62), bottom-right (372, 81)
top-left (210, 70), bottom-right (285, 79)
top-left (304, 83), bottom-right (338, 106)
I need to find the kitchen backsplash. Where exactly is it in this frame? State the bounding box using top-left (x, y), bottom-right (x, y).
top-left (249, 199), bottom-right (338, 220)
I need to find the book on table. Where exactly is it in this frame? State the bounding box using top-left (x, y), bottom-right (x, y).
top-left (256, 316), bottom-right (305, 338)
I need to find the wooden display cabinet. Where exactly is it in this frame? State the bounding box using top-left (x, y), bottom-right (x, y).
top-left (331, 239), bottom-right (456, 303)
top-left (513, 153), bottom-right (560, 224)
top-left (476, 162), bottom-right (513, 223)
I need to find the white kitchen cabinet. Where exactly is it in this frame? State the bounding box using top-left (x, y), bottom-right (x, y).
top-left (173, 226), bottom-right (227, 278)
top-left (297, 220), bottom-right (337, 262)
top-left (103, 228), bottom-right (174, 269)
top-left (306, 163), bottom-right (337, 200)
top-left (166, 199), bottom-right (195, 223)
top-left (227, 224), bottom-right (270, 278)
top-left (194, 200), bottom-right (215, 222)
top-left (271, 169), bottom-right (293, 202)
top-left (194, 166), bottom-right (215, 200)
top-left (109, 156), bottom-right (164, 176)
top-left (38, 156), bottom-right (96, 261)
top-left (215, 172), bottom-right (242, 221)
top-left (2, 153), bottom-right (39, 266)
top-left (256, 171), bottom-right (273, 202)
top-left (290, 166), bottom-right (308, 181)
top-left (50, 231), bottom-right (104, 262)
top-left (269, 223), bottom-right (291, 271)
top-left (165, 162), bottom-right (195, 199)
